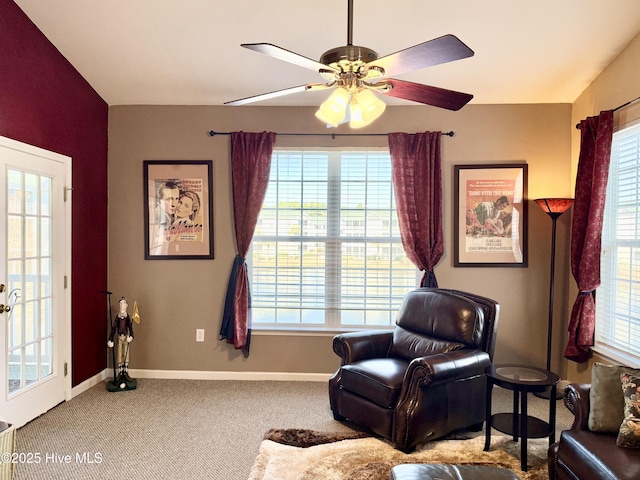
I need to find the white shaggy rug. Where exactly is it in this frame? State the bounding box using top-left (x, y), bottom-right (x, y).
top-left (249, 433), bottom-right (550, 480)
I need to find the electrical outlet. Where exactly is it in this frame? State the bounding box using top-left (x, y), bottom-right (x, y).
top-left (196, 329), bottom-right (205, 342)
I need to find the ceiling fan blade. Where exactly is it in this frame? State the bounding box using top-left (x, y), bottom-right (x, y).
top-left (368, 34), bottom-right (474, 78)
top-left (225, 83), bottom-right (333, 106)
top-left (241, 43), bottom-right (340, 74)
top-left (377, 79), bottom-right (473, 111)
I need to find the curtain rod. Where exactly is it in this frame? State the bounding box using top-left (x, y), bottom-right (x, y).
top-left (209, 130), bottom-right (455, 138)
top-left (575, 95), bottom-right (640, 129)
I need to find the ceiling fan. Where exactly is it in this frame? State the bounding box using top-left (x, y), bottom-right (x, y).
top-left (225, 0), bottom-right (475, 128)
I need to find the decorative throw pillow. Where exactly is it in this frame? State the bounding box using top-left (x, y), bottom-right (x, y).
top-left (589, 363), bottom-right (640, 432)
top-left (617, 373), bottom-right (640, 448)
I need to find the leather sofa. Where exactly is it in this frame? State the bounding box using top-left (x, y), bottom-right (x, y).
top-left (548, 383), bottom-right (640, 480)
top-left (329, 287), bottom-right (500, 452)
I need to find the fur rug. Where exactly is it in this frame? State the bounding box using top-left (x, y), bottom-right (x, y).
top-left (249, 429), bottom-right (550, 480)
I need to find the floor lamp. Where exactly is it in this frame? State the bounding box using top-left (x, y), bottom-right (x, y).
top-left (534, 198), bottom-right (574, 399)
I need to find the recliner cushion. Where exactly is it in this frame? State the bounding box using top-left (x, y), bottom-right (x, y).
top-left (391, 290), bottom-right (484, 360)
top-left (340, 358), bottom-right (409, 408)
top-left (390, 326), bottom-right (465, 361)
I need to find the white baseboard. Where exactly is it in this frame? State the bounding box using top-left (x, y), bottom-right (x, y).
top-left (127, 369), bottom-right (332, 382)
top-left (70, 369), bottom-right (330, 398)
top-left (70, 368), bottom-right (110, 398)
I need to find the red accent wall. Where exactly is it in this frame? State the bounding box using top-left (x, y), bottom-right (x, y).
top-left (0, 0), bottom-right (109, 386)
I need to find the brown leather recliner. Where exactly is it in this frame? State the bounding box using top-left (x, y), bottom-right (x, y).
top-left (548, 383), bottom-right (640, 480)
top-left (328, 287), bottom-right (500, 452)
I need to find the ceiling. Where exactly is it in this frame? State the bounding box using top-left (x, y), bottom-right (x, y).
top-left (14, 0), bottom-right (640, 107)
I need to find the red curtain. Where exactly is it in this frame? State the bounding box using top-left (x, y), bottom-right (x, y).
top-left (566, 111), bottom-right (613, 362)
top-left (220, 131), bottom-right (276, 356)
top-left (388, 132), bottom-right (444, 287)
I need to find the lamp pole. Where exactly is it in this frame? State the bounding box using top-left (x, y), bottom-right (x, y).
top-left (545, 211), bottom-right (561, 371)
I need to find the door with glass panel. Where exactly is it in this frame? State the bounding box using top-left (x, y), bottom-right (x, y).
top-left (0, 136), bottom-right (70, 427)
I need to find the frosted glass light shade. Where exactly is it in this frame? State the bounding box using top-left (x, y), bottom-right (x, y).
top-left (315, 88), bottom-right (350, 127)
top-left (349, 89), bottom-right (386, 129)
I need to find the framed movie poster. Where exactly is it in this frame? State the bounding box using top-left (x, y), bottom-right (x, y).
top-left (143, 160), bottom-right (214, 260)
top-left (454, 163), bottom-right (528, 267)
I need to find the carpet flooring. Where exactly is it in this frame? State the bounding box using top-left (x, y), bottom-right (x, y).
top-left (13, 379), bottom-right (572, 479)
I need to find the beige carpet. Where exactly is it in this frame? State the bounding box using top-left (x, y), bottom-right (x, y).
top-left (249, 432), bottom-right (549, 480)
top-left (14, 380), bottom-right (568, 479)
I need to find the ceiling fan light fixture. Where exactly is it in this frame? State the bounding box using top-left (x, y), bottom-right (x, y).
top-left (315, 87), bottom-right (351, 127)
top-left (348, 88), bottom-right (386, 129)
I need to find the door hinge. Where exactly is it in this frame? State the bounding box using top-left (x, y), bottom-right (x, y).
top-left (64, 275), bottom-right (68, 289)
top-left (64, 186), bottom-right (73, 202)
top-left (64, 362), bottom-right (68, 377)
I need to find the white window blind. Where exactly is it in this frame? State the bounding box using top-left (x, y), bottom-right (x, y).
top-left (596, 122), bottom-right (640, 365)
top-left (248, 149), bottom-right (418, 330)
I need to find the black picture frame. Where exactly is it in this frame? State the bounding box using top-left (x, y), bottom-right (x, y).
top-left (143, 160), bottom-right (214, 260)
top-left (454, 163), bottom-right (528, 267)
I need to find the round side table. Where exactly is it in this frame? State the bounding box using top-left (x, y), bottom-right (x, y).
top-left (484, 364), bottom-right (560, 472)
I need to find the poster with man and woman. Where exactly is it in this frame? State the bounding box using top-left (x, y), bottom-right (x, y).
top-left (144, 161), bottom-right (213, 259)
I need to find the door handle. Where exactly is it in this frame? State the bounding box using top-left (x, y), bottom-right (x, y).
top-left (0, 304), bottom-right (10, 313)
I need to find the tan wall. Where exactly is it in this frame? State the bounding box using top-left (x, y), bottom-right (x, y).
top-left (108, 102), bottom-right (572, 376)
top-left (572, 31), bottom-right (640, 184)
top-left (567, 31), bottom-right (640, 382)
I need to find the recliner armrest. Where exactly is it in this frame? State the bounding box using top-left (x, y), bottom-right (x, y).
top-left (405, 349), bottom-right (491, 388)
top-left (564, 383), bottom-right (591, 431)
top-left (333, 330), bottom-right (393, 365)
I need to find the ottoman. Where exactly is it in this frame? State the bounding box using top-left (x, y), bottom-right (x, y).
top-left (390, 464), bottom-right (519, 480)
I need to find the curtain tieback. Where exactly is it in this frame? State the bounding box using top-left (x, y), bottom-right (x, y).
top-left (579, 290), bottom-right (593, 296)
top-left (420, 269), bottom-right (438, 288)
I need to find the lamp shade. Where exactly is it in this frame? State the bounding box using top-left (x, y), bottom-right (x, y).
top-left (534, 198), bottom-right (574, 215)
top-left (349, 89), bottom-right (386, 129)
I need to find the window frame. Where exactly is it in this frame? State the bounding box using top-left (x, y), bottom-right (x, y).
top-left (594, 119), bottom-right (640, 368)
top-left (247, 147), bottom-right (420, 333)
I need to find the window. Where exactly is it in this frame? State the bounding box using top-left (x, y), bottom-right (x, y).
top-left (596, 121), bottom-right (640, 366)
top-left (248, 149), bottom-right (418, 331)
